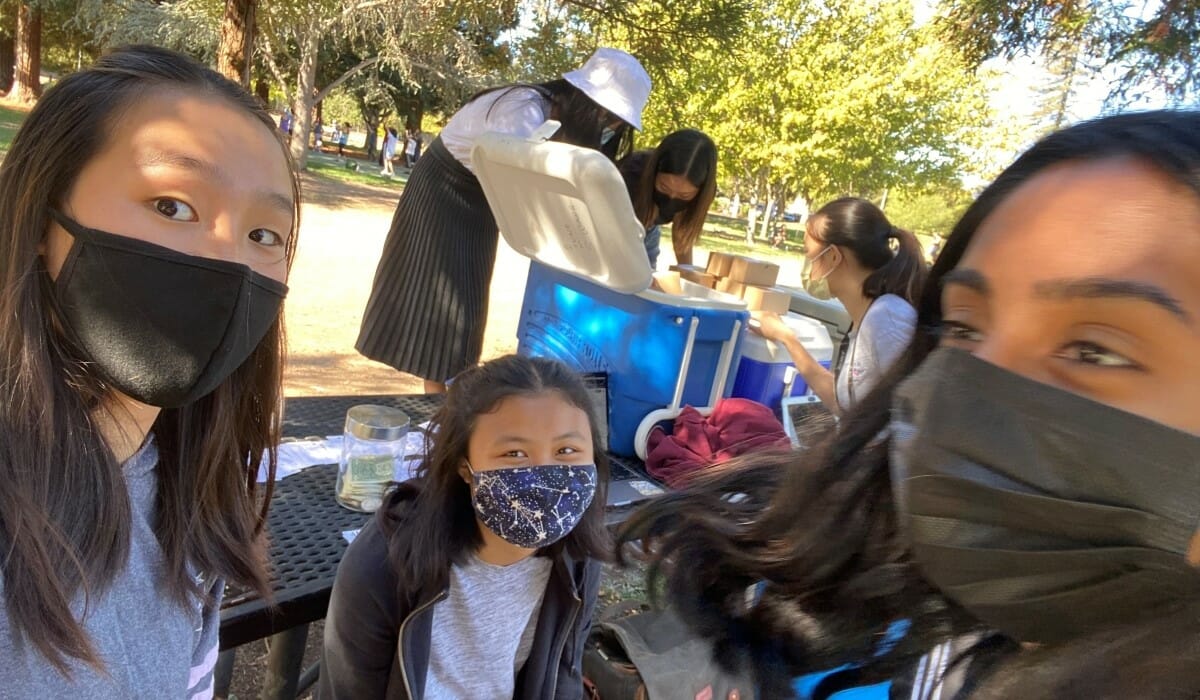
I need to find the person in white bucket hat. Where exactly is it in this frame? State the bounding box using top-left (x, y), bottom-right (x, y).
top-left (357, 49), bottom-right (652, 393)
top-left (563, 47), bottom-right (652, 131)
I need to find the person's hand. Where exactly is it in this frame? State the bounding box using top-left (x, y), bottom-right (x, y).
top-left (749, 310), bottom-right (794, 343)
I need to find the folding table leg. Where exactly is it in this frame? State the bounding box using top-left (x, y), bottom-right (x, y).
top-left (259, 624), bottom-right (309, 700)
top-left (213, 648), bottom-right (235, 698)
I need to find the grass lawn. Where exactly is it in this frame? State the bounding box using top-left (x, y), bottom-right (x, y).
top-left (0, 103), bottom-right (28, 155)
top-left (306, 156), bottom-right (410, 190)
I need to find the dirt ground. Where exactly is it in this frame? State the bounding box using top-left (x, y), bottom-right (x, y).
top-left (222, 168), bottom-right (802, 698)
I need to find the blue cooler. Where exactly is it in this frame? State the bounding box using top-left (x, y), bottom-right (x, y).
top-left (732, 313), bottom-right (833, 410)
top-left (472, 125), bottom-right (749, 458)
top-left (519, 263), bottom-right (746, 456)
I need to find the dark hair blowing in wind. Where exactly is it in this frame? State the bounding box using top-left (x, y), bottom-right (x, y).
top-left (615, 110), bottom-right (1200, 697)
top-left (0, 45), bottom-right (299, 674)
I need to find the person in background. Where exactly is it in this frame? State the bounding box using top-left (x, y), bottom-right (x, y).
top-left (619, 128), bottom-right (718, 269)
top-left (320, 355), bottom-right (610, 699)
top-left (404, 128), bottom-right (419, 168)
top-left (336, 122), bottom-right (351, 157)
top-left (618, 110), bottom-right (1200, 698)
top-left (0, 45), bottom-right (297, 697)
top-left (381, 127), bottom-right (399, 177)
top-left (752, 197), bottom-right (926, 414)
top-left (357, 48), bottom-right (651, 393)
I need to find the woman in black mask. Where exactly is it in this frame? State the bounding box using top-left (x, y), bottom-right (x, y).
top-left (619, 128), bottom-right (718, 269)
top-left (0, 46), bottom-right (297, 695)
top-left (617, 110), bottom-right (1200, 699)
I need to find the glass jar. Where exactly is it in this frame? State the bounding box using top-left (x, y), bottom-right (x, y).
top-left (335, 404), bottom-right (410, 512)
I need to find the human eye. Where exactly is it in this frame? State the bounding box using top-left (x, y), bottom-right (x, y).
top-left (500, 449), bottom-right (527, 459)
top-left (248, 228), bottom-right (284, 248)
top-left (937, 320), bottom-right (984, 347)
top-left (152, 197), bottom-right (197, 222)
top-left (1055, 341), bottom-right (1140, 370)
top-left (557, 446), bottom-right (580, 456)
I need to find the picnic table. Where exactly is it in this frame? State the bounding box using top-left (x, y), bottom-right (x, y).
top-left (215, 393), bottom-right (654, 700)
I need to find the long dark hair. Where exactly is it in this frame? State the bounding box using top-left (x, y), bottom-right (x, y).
top-left (0, 45), bottom-right (299, 674)
top-left (470, 78), bottom-right (635, 161)
top-left (629, 129), bottom-right (718, 254)
top-left (380, 355), bottom-right (611, 600)
top-left (616, 110), bottom-right (1200, 697)
top-left (809, 197), bottom-right (926, 305)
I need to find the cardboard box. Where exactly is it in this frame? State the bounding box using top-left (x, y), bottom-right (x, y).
top-left (716, 277), bottom-right (746, 297)
top-left (705, 252), bottom-right (735, 278)
top-left (727, 256), bottom-right (780, 286)
top-left (742, 285), bottom-right (792, 314)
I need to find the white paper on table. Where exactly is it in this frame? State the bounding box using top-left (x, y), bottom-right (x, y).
top-left (343, 528), bottom-right (361, 544)
top-left (256, 422), bottom-right (433, 483)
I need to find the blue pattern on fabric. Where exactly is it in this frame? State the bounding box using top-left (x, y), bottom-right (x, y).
top-left (471, 464), bottom-right (598, 548)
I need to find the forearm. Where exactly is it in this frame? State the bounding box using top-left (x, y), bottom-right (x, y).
top-left (783, 336), bottom-right (840, 415)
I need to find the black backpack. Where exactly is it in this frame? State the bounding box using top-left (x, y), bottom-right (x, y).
top-left (583, 600), bottom-right (755, 700)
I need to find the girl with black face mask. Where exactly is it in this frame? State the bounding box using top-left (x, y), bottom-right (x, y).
top-left (619, 128), bottom-right (718, 269)
top-left (320, 355), bottom-right (611, 700)
top-left (0, 46), bottom-right (298, 696)
top-left (616, 110), bottom-right (1200, 699)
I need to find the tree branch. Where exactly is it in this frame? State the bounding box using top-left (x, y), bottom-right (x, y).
top-left (313, 55), bottom-right (381, 102)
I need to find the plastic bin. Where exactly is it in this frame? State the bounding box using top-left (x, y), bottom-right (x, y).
top-left (777, 285), bottom-right (852, 367)
top-left (731, 313), bottom-right (833, 410)
top-left (519, 262), bottom-right (747, 457)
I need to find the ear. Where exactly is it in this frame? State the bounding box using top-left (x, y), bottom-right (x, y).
top-left (458, 461), bottom-right (472, 485)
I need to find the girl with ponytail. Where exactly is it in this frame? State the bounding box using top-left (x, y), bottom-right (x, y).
top-left (752, 197), bottom-right (926, 413)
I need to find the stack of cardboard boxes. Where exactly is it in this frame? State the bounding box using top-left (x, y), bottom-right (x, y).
top-left (667, 252), bottom-right (792, 314)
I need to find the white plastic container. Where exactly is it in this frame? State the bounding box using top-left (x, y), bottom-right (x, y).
top-left (731, 313), bottom-right (833, 410)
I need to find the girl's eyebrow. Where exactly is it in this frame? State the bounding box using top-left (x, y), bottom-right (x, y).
top-left (492, 431), bottom-right (587, 444)
top-left (136, 148), bottom-right (294, 216)
top-left (1033, 277), bottom-right (1190, 323)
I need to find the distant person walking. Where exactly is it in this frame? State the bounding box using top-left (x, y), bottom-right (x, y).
top-left (380, 127), bottom-right (398, 177)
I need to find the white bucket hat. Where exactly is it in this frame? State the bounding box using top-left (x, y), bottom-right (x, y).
top-left (562, 48), bottom-right (651, 131)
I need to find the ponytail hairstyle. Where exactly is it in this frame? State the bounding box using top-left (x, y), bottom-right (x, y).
top-left (615, 110), bottom-right (1200, 695)
top-left (808, 197), bottom-right (926, 305)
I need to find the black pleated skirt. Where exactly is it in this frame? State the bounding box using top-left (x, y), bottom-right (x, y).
top-left (356, 137), bottom-right (499, 382)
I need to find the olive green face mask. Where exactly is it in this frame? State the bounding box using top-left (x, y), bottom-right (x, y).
top-left (801, 244), bottom-right (837, 300)
top-left (890, 348), bottom-right (1200, 644)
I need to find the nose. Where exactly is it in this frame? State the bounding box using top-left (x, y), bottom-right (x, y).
top-left (192, 215), bottom-right (242, 264)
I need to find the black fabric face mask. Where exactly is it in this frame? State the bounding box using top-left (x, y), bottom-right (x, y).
top-left (49, 210), bottom-right (288, 408)
top-left (890, 348), bottom-right (1200, 644)
top-left (652, 189), bottom-right (690, 225)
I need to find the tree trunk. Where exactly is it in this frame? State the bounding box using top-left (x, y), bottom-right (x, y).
top-left (289, 25), bottom-right (320, 170)
top-left (0, 34), bottom-right (14, 94)
top-left (255, 78), bottom-right (270, 106)
top-left (216, 0), bottom-right (256, 87)
top-left (12, 3), bottom-right (41, 103)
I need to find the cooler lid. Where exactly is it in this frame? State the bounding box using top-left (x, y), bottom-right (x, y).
top-left (471, 122), bottom-right (652, 294)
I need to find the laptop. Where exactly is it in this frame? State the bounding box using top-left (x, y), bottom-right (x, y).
top-left (605, 453), bottom-right (666, 508)
top-left (781, 394), bottom-right (836, 448)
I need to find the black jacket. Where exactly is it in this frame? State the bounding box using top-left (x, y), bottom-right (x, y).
top-left (317, 495), bottom-right (602, 699)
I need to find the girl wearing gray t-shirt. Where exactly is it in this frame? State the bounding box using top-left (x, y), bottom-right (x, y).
top-left (0, 47), bottom-right (295, 697)
top-left (321, 355), bottom-right (610, 700)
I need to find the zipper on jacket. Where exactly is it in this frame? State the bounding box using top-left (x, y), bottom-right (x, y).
top-left (545, 589), bottom-right (582, 695)
top-left (398, 590), bottom-right (448, 699)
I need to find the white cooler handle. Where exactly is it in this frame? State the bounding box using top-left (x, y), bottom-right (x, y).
top-left (633, 318), bottom-right (744, 460)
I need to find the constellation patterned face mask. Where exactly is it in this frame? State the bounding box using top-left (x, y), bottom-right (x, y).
top-left (467, 463), bottom-right (598, 549)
